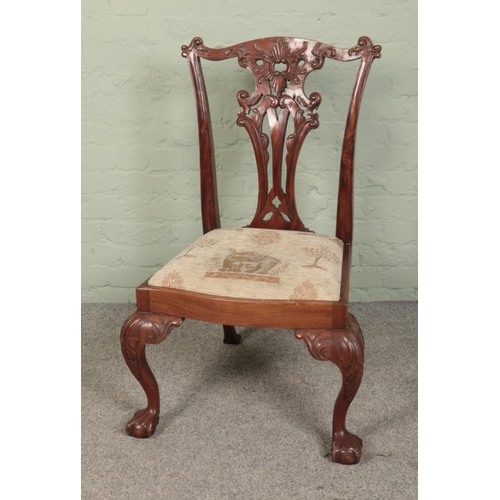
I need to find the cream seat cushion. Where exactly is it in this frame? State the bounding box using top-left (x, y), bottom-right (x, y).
top-left (148, 228), bottom-right (344, 301)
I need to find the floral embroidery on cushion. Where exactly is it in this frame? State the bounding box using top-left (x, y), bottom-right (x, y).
top-left (302, 245), bottom-right (340, 271)
top-left (206, 249), bottom-right (282, 283)
top-left (161, 270), bottom-right (185, 289)
top-left (177, 238), bottom-right (219, 259)
top-left (251, 231), bottom-right (282, 246)
top-left (289, 280), bottom-right (319, 300)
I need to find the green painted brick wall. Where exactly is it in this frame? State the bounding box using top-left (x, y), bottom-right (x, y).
top-left (81, 0), bottom-right (417, 303)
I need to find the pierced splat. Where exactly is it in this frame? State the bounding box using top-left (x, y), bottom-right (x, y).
top-left (231, 39), bottom-right (328, 231)
top-left (182, 36), bottom-right (381, 237)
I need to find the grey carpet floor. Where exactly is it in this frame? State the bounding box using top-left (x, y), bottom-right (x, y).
top-left (82, 302), bottom-right (417, 500)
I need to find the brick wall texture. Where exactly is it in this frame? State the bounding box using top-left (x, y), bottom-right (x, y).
top-left (82, 0), bottom-right (417, 303)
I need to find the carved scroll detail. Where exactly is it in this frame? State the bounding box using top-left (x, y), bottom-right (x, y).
top-left (181, 37), bottom-right (211, 58)
top-left (311, 42), bottom-right (336, 69)
top-left (295, 328), bottom-right (333, 361)
top-left (225, 44), bottom-right (250, 68)
top-left (348, 36), bottom-right (382, 58)
top-left (295, 314), bottom-right (364, 400)
top-left (121, 311), bottom-right (183, 380)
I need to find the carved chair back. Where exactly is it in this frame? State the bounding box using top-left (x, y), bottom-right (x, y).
top-left (181, 36), bottom-right (381, 244)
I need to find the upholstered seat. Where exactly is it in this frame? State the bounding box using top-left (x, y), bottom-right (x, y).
top-left (148, 228), bottom-right (344, 301)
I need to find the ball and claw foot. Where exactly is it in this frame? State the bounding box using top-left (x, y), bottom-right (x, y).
top-left (125, 408), bottom-right (159, 439)
top-left (331, 429), bottom-right (363, 465)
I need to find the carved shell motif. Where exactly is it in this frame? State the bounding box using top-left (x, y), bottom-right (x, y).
top-left (251, 39), bottom-right (308, 94)
top-left (226, 38), bottom-right (330, 98)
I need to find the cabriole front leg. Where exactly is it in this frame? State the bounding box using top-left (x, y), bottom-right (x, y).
top-left (120, 311), bottom-right (183, 438)
top-left (295, 313), bottom-right (365, 464)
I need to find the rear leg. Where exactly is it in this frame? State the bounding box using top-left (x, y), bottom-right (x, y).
top-left (223, 324), bottom-right (241, 344)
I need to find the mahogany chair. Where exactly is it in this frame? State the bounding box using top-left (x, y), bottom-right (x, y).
top-left (120, 36), bottom-right (381, 465)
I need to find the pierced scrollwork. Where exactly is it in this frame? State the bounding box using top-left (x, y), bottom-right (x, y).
top-left (295, 91), bottom-right (321, 121)
top-left (236, 89), bottom-right (261, 117)
top-left (228, 39), bottom-right (329, 230)
top-left (181, 35), bottom-right (380, 233)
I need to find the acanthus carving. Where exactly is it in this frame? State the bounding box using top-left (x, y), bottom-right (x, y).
top-left (120, 311), bottom-right (183, 380)
top-left (233, 39), bottom-right (324, 114)
top-left (295, 313), bottom-right (365, 464)
top-left (295, 314), bottom-right (364, 401)
top-left (225, 44), bottom-right (250, 68)
top-left (295, 328), bottom-right (334, 361)
top-left (252, 39), bottom-right (308, 93)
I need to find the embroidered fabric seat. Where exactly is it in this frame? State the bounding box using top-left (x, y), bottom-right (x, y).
top-left (148, 228), bottom-right (344, 301)
top-left (119, 36), bottom-right (382, 465)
